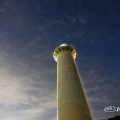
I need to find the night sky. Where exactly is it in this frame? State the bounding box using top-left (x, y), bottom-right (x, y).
top-left (0, 0), bottom-right (120, 120)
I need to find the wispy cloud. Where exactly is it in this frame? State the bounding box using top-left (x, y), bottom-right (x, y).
top-left (0, 39), bottom-right (56, 120)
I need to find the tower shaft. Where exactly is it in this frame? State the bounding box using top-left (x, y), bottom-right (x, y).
top-left (53, 44), bottom-right (93, 120)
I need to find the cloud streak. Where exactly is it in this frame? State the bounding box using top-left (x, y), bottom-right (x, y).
top-left (0, 39), bottom-right (56, 120)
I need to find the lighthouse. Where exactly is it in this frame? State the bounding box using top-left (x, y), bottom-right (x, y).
top-left (53, 44), bottom-right (93, 120)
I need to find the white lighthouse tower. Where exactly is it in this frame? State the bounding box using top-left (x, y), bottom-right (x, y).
top-left (53, 44), bottom-right (93, 120)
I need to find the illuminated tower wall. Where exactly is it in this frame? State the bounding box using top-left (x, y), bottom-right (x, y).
top-left (53, 44), bottom-right (93, 120)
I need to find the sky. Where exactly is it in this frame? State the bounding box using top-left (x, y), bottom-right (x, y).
top-left (0, 0), bottom-right (120, 120)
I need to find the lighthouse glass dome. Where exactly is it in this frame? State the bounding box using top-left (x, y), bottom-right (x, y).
top-left (60, 44), bottom-right (68, 46)
top-left (53, 44), bottom-right (76, 62)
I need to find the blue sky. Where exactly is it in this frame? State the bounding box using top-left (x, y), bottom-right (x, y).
top-left (0, 0), bottom-right (120, 120)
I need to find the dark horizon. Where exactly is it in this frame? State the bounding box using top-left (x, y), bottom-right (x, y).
top-left (100, 115), bottom-right (120, 120)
